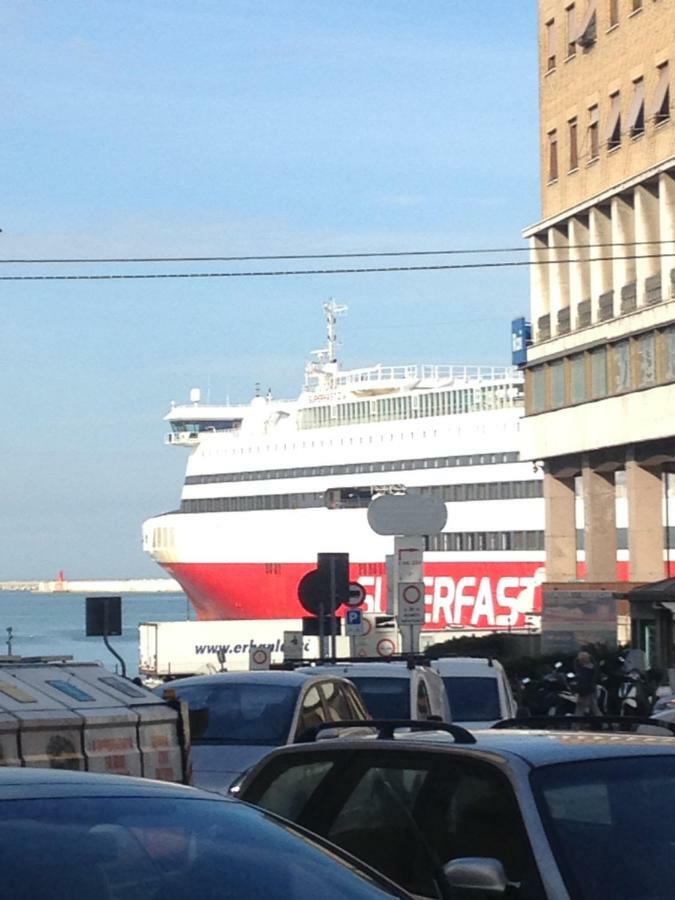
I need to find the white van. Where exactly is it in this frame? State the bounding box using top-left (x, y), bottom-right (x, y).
top-left (431, 657), bottom-right (517, 728)
top-left (298, 662), bottom-right (451, 723)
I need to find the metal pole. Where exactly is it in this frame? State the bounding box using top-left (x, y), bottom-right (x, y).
top-left (330, 556), bottom-right (337, 658)
top-left (318, 599), bottom-right (326, 661)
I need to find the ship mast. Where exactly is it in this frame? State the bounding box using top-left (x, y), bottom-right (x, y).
top-left (305, 299), bottom-right (347, 392)
top-left (325, 298), bottom-right (347, 365)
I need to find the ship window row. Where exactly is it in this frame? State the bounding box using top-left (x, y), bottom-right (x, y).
top-left (184, 451), bottom-right (521, 485)
top-left (297, 385), bottom-right (522, 430)
top-left (178, 479), bottom-right (543, 514)
top-left (425, 531), bottom-right (545, 552)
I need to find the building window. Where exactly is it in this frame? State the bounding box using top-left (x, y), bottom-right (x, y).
top-left (628, 78), bottom-right (645, 137)
top-left (588, 105), bottom-right (599, 160)
top-left (613, 340), bottom-right (632, 392)
top-left (609, 0), bottom-right (619, 26)
top-left (566, 4), bottom-right (576, 57)
top-left (664, 326), bottom-right (675, 380)
top-left (638, 333), bottom-right (656, 386)
top-left (548, 130), bottom-right (559, 181)
top-left (653, 62), bottom-right (670, 124)
top-left (546, 19), bottom-right (556, 70)
top-left (606, 91), bottom-right (621, 150)
top-left (531, 366), bottom-right (547, 412)
top-left (550, 359), bottom-right (566, 408)
top-left (590, 346), bottom-right (607, 398)
top-left (569, 118), bottom-right (579, 170)
top-left (571, 354), bottom-right (586, 403)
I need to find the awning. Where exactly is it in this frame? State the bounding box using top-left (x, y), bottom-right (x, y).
top-left (576, 0), bottom-right (597, 47)
top-left (627, 78), bottom-right (645, 133)
top-left (651, 63), bottom-right (670, 120)
top-left (604, 92), bottom-right (621, 145)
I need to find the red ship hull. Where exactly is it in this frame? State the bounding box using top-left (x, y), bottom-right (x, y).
top-left (163, 560), bottom-right (547, 630)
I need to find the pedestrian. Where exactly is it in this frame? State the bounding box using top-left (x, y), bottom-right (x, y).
top-left (574, 650), bottom-right (601, 716)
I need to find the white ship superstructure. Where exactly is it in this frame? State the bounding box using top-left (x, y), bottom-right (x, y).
top-left (143, 303), bottom-right (546, 628)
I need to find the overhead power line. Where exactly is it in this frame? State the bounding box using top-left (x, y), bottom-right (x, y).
top-left (0, 251), bottom-right (673, 281)
top-left (0, 239), bottom-right (673, 265)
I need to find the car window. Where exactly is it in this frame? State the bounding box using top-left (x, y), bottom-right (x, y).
top-left (441, 676), bottom-right (501, 721)
top-left (0, 795), bottom-right (408, 900)
top-left (320, 681), bottom-right (354, 722)
top-left (171, 682), bottom-right (298, 745)
top-left (348, 678), bottom-right (409, 719)
top-left (296, 685), bottom-right (327, 737)
top-left (416, 679), bottom-right (431, 718)
top-left (345, 682), bottom-right (370, 719)
top-left (532, 756), bottom-right (675, 900)
top-left (254, 760), bottom-right (336, 820)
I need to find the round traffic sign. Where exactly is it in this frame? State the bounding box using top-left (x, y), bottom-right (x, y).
top-left (361, 615), bottom-right (373, 637)
top-left (402, 583), bottom-right (422, 605)
top-left (345, 581), bottom-right (366, 608)
top-left (376, 637), bottom-right (396, 657)
top-left (252, 648), bottom-right (269, 666)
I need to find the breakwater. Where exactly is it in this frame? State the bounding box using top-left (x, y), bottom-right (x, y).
top-left (0, 578), bottom-right (181, 594)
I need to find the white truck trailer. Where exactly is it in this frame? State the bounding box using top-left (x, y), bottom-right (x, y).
top-left (138, 618), bottom-right (401, 680)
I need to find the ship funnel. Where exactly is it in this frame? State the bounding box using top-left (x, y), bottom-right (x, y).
top-left (189, 388), bottom-right (201, 404)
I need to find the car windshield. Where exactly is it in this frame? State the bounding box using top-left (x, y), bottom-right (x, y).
top-left (532, 755), bottom-right (675, 899)
top-left (441, 676), bottom-right (501, 721)
top-left (0, 795), bottom-right (408, 900)
top-left (349, 677), bottom-right (409, 719)
top-left (173, 682), bottom-right (299, 745)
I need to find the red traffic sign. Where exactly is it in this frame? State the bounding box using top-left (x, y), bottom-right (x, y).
top-left (397, 582), bottom-right (425, 625)
top-left (345, 581), bottom-right (366, 608)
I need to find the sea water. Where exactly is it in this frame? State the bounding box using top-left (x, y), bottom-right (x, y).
top-left (0, 591), bottom-right (193, 677)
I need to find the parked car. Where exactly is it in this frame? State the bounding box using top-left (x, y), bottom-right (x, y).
top-left (237, 721), bottom-right (675, 899)
top-left (297, 661), bottom-right (450, 722)
top-left (430, 657), bottom-right (517, 727)
top-left (0, 766), bottom-right (414, 900)
top-left (159, 669), bottom-right (369, 790)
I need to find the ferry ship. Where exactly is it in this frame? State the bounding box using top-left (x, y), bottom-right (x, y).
top-left (143, 302), bottom-right (546, 631)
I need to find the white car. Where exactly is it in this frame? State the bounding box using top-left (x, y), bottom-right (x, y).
top-left (431, 657), bottom-right (517, 728)
top-left (298, 661), bottom-right (450, 722)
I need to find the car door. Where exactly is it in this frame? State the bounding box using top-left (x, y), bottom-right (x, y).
top-left (241, 746), bottom-right (545, 899)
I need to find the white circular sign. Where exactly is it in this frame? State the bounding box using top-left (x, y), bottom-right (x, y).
top-left (402, 583), bottom-right (422, 605)
top-left (345, 582), bottom-right (366, 608)
top-left (252, 648), bottom-right (269, 665)
top-left (376, 637), bottom-right (396, 657)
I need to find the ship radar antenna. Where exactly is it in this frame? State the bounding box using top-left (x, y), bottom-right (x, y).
top-left (324, 298), bottom-right (348, 365)
top-left (254, 382), bottom-right (260, 397)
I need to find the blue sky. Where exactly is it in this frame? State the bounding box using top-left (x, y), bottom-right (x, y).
top-left (1, 1), bottom-right (539, 579)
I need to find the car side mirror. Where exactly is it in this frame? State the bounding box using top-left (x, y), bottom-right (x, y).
top-left (442, 857), bottom-right (508, 894)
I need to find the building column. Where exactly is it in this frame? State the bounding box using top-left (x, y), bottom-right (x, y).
top-left (582, 458), bottom-right (617, 581)
top-left (589, 205), bottom-right (612, 321)
top-left (569, 216), bottom-right (590, 327)
top-left (544, 471), bottom-right (577, 580)
top-left (626, 453), bottom-right (665, 582)
top-left (611, 193), bottom-right (636, 301)
top-left (548, 225), bottom-right (569, 335)
top-left (530, 234), bottom-right (550, 340)
top-left (660, 173), bottom-right (675, 302)
top-left (634, 183), bottom-right (660, 306)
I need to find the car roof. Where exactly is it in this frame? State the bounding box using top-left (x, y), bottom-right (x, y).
top-left (298, 663), bottom-right (417, 680)
top-left (431, 657), bottom-right (503, 676)
top-left (246, 727), bottom-right (675, 770)
top-left (164, 670), bottom-right (323, 689)
top-left (0, 766), bottom-right (216, 800)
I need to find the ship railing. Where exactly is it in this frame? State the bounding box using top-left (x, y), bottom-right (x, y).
top-left (333, 364), bottom-right (521, 387)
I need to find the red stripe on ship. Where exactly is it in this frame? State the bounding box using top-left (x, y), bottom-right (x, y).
top-left (163, 561), bottom-right (555, 631)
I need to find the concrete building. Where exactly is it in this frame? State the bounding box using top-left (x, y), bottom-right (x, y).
top-left (521, 1), bottom-right (675, 596)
